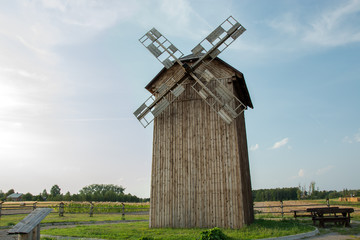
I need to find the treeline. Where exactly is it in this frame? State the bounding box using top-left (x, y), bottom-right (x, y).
top-left (252, 182), bottom-right (360, 202)
top-left (252, 187), bottom-right (299, 202)
top-left (0, 184), bottom-right (150, 202)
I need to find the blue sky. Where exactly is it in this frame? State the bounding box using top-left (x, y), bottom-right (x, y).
top-left (0, 0), bottom-right (359, 198)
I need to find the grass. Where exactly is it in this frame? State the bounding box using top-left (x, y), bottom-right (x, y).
top-left (329, 222), bottom-right (360, 236)
top-left (41, 219), bottom-right (314, 240)
top-left (0, 214), bottom-right (27, 227)
top-left (2, 201), bottom-right (150, 214)
top-left (0, 213), bottom-right (148, 227)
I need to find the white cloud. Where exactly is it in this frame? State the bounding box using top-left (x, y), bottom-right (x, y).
top-left (270, 137), bottom-right (289, 149)
top-left (136, 0), bottom-right (209, 41)
top-left (291, 168), bottom-right (305, 179)
top-left (355, 129), bottom-right (360, 142)
top-left (260, 0), bottom-right (360, 60)
top-left (268, 13), bottom-right (299, 35)
top-left (303, 0), bottom-right (360, 46)
top-left (316, 165), bottom-right (334, 175)
top-left (343, 129), bottom-right (360, 143)
top-left (250, 144), bottom-right (259, 151)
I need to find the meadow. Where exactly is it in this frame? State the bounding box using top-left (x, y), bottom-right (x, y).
top-left (1, 199), bottom-right (360, 239)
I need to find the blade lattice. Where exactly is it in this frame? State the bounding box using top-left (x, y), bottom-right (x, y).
top-left (191, 16), bottom-right (246, 59)
top-left (191, 67), bottom-right (247, 124)
top-left (134, 70), bottom-right (187, 128)
top-left (139, 28), bottom-right (184, 69)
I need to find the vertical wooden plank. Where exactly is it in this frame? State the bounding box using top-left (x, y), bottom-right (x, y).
top-left (211, 97), bottom-right (218, 228)
top-left (177, 95), bottom-right (182, 228)
top-left (172, 101), bottom-right (178, 227)
top-left (203, 95), bottom-right (210, 228)
top-left (214, 110), bottom-right (220, 228)
top-left (218, 118), bottom-right (225, 228)
top-left (164, 108), bottom-right (169, 227)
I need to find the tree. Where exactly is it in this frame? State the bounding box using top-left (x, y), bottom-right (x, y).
top-left (23, 192), bottom-right (34, 201)
top-left (41, 189), bottom-right (48, 200)
top-left (5, 189), bottom-right (15, 197)
top-left (50, 185), bottom-right (61, 197)
top-left (80, 184), bottom-right (125, 196)
top-left (64, 191), bottom-right (72, 201)
top-left (309, 181), bottom-right (316, 196)
top-left (0, 190), bottom-right (5, 201)
top-left (79, 184), bottom-right (126, 202)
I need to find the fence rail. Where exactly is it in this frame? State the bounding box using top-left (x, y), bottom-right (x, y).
top-left (1, 200), bottom-right (359, 219)
top-left (254, 199), bottom-right (360, 217)
top-left (0, 201), bottom-right (149, 219)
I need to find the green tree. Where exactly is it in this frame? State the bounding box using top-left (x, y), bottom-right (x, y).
top-left (5, 189), bottom-right (15, 197)
top-left (79, 184), bottom-right (126, 202)
top-left (50, 185), bottom-right (61, 197)
top-left (41, 189), bottom-right (48, 200)
top-left (0, 190), bottom-right (5, 201)
top-left (64, 191), bottom-right (72, 201)
top-left (80, 184), bottom-right (125, 195)
top-left (23, 192), bottom-right (34, 201)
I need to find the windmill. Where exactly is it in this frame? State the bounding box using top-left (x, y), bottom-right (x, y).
top-left (134, 16), bottom-right (254, 229)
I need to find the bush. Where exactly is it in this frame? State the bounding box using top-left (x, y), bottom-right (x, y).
top-left (138, 237), bottom-right (154, 240)
top-left (199, 227), bottom-right (228, 240)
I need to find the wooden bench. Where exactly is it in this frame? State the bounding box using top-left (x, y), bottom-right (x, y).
top-left (8, 208), bottom-right (52, 240)
top-left (313, 216), bottom-right (349, 228)
top-left (291, 210), bottom-right (312, 218)
top-left (306, 207), bottom-right (354, 227)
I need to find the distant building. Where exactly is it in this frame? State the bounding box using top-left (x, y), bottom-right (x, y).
top-left (7, 192), bottom-right (23, 201)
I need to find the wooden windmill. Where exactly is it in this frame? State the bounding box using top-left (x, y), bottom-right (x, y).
top-left (134, 16), bottom-right (254, 229)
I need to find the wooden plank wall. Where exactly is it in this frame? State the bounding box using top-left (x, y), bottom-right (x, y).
top-left (149, 59), bottom-right (254, 229)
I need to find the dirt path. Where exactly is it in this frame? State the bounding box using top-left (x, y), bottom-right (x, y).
top-left (304, 221), bottom-right (360, 239)
top-left (0, 230), bottom-right (17, 240)
top-left (305, 232), bottom-right (360, 239)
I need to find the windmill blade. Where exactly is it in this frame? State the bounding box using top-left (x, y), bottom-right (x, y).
top-left (191, 16), bottom-right (246, 67)
top-left (139, 28), bottom-right (184, 69)
top-left (134, 74), bottom-right (187, 128)
top-left (190, 68), bottom-right (247, 124)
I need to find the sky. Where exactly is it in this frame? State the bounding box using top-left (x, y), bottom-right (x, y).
top-left (0, 0), bottom-right (359, 198)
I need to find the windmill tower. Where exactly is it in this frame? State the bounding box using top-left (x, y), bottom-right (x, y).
top-left (134, 16), bottom-right (254, 229)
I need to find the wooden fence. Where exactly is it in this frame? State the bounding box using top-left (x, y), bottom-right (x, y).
top-left (1, 200), bottom-right (359, 219)
top-left (0, 201), bottom-right (149, 218)
top-left (253, 199), bottom-right (360, 217)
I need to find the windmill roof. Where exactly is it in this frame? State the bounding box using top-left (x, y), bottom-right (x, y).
top-left (145, 54), bottom-right (253, 109)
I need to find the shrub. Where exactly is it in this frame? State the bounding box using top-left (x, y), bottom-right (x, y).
top-left (199, 227), bottom-right (228, 240)
top-left (138, 237), bottom-right (154, 240)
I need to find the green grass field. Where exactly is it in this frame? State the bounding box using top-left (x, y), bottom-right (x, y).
top-left (41, 219), bottom-right (314, 240)
top-left (0, 213), bottom-right (148, 227)
top-left (3, 199), bottom-right (359, 239)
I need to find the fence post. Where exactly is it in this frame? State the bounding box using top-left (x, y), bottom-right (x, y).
top-left (59, 202), bottom-right (64, 217)
top-left (280, 200), bottom-right (284, 218)
top-left (122, 203), bottom-right (125, 220)
top-left (0, 201), bottom-right (3, 218)
top-left (326, 198), bottom-right (330, 207)
top-left (89, 202), bottom-right (94, 217)
top-left (33, 202), bottom-right (37, 211)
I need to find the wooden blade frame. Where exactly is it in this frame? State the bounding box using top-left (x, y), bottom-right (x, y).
top-left (139, 28), bottom-right (184, 69)
top-left (191, 16), bottom-right (246, 61)
top-left (134, 72), bottom-right (187, 128)
top-left (135, 16), bottom-right (246, 127)
top-left (191, 67), bottom-right (247, 124)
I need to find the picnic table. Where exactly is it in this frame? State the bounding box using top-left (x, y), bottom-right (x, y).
top-left (306, 207), bottom-right (354, 227)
